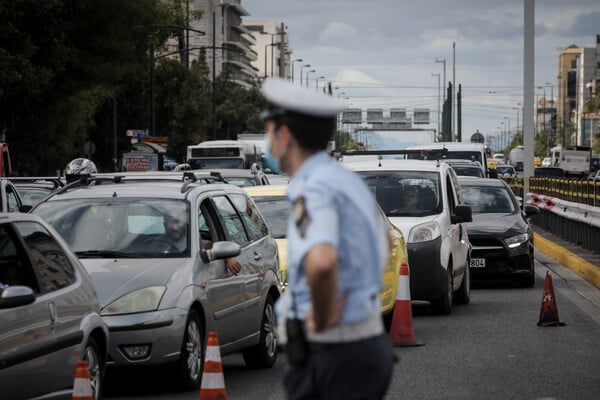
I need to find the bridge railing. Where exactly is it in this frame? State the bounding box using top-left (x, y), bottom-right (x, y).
top-left (499, 177), bottom-right (600, 254)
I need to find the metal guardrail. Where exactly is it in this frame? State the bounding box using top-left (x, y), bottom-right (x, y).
top-left (500, 176), bottom-right (600, 207)
top-left (525, 192), bottom-right (600, 254)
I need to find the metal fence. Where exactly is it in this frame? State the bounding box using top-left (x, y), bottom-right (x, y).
top-left (499, 177), bottom-right (600, 254)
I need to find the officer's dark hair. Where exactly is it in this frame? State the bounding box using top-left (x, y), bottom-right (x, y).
top-left (274, 111), bottom-right (336, 152)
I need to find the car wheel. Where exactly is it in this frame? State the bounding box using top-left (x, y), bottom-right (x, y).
top-left (83, 337), bottom-right (104, 400)
top-left (454, 262), bottom-right (471, 305)
top-left (432, 267), bottom-right (453, 315)
top-left (243, 295), bottom-right (278, 368)
top-left (177, 310), bottom-right (204, 390)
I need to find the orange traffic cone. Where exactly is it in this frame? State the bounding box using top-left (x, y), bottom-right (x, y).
top-left (389, 263), bottom-right (424, 346)
top-left (537, 271), bottom-right (566, 327)
top-left (199, 331), bottom-right (226, 400)
top-left (72, 360), bottom-right (93, 400)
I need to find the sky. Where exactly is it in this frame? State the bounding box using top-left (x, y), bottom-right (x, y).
top-left (244, 0), bottom-right (600, 145)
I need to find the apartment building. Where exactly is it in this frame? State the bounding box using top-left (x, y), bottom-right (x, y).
top-left (163, 0), bottom-right (259, 87)
top-left (243, 20), bottom-right (292, 81)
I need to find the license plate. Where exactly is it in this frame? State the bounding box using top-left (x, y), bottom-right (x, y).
top-left (470, 258), bottom-right (486, 268)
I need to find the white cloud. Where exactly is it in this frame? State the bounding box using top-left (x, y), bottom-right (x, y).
top-left (318, 22), bottom-right (358, 43)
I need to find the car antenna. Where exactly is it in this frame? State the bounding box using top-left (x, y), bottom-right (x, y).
top-left (378, 155), bottom-right (382, 167)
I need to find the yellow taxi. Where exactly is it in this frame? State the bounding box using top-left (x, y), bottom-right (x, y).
top-left (487, 159), bottom-right (499, 170)
top-left (534, 156), bottom-right (542, 167)
top-left (244, 184), bottom-right (409, 323)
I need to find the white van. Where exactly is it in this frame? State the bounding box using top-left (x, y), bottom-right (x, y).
top-left (343, 157), bottom-right (472, 314)
top-left (405, 142), bottom-right (491, 177)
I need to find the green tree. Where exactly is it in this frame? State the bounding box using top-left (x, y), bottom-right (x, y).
top-left (0, 0), bottom-right (175, 174)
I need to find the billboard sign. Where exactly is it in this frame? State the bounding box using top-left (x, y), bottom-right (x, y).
top-left (122, 153), bottom-right (158, 171)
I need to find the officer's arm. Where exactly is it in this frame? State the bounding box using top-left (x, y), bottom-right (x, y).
top-left (305, 243), bottom-right (338, 332)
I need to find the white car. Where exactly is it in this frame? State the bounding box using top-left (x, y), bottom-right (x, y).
top-left (343, 158), bottom-right (472, 314)
top-left (542, 157), bottom-right (552, 167)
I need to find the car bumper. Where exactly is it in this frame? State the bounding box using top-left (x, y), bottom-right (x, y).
top-left (407, 237), bottom-right (446, 301)
top-left (469, 238), bottom-right (533, 279)
top-left (103, 307), bottom-right (188, 367)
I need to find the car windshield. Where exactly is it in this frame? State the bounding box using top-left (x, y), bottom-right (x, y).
top-left (33, 199), bottom-right (190, 257)
top-left (189, 158), bottom-right (244, 169)
top-left (252, 196), bottom-right (289, 238)
top-left (461, 185), bottom-right (516, 214)
top-left (223, 177), bottom-right (257, 187)
top-left (359, 171), bottom-right (442, 217)
top-left (16, 187), bottom-right (53, 206)
top-left (451, 166), bottom-right (484, 177)
top-left (496, 166), bottom-right (514, 175)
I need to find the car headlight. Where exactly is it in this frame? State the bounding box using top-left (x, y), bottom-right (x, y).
top-left (102, 286), bottom-right (166, 316)
top-left (504, 233), bottom-right (529, 249)
top-left (408, 221), bottom-right (441, 243)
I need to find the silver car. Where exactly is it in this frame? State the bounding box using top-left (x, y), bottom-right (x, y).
top-left (0, 213), bottom-right (108, 400)
top-left (32, 178), bottom-right (281, 389)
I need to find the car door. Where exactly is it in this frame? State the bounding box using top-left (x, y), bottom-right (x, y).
top-left (228, 193), bottom-right (274, 336)
top-left (13, 221), bottom-right (88, 395)
top-left (446, 172), bottom-right (469, 288)
top-left (0, 223), bottom-right (56, 399)
top-left (202, 196), bottom-right (248, 343)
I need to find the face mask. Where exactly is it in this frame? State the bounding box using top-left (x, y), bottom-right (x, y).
top-left (263, 135), bottom-right (282, 174)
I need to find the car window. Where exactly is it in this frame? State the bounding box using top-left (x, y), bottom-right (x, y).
top-left (14, 221), bottom-right (76, 293)
top-left (251, 196), bottom-right (289, 239)
top-left (212, 196), bottom-right (249, 245)
top-left (6, 186), bottom-right (19, 212)
top-left (0, 224), bottom-right (38, 292)
top-left (461, 185), bottom-right (516, 214)
top-left (229, 193), bottom-right (269, 241)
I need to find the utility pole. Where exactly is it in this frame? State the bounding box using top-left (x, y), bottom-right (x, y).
top-left (212, 10), bottom-right (216, 139)
top-left (452, 42), bottom-right (456, 141)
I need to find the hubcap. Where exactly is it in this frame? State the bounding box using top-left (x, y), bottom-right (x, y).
top-left (185, 320), bottom-right (202, 381)
top-left (264, 303), bottom-right (277, 358)
top-left (84, 346), bottom-right (100, 400)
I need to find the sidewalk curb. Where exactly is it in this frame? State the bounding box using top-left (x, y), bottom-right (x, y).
top-left (534, 233), bottom-right (600, 290)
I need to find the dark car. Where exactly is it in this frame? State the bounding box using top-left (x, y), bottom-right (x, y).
top-left (533, 166), bottom-right (565, 178)
top-left (458, 177), bottom-right (539, 287)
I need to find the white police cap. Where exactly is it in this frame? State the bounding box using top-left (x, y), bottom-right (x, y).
top-left (261, 77), bottom-right (346, 120)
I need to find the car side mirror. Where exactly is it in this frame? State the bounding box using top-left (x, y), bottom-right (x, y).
top-left (488, 169), bottom-right (498, 179)
top-left (452, 205), bottom-right (472, 224)
top-left (201, 241), bottom-right (241, 263)
top-left (515, 196), bottom-right (523, 207)
top-left (524, 205), bottom-right (540, 217)
top-left (0, 286), bottom-right (36, 309)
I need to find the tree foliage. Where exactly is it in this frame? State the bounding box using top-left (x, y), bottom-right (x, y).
top-left (0, 0), bottom-right (265, 174)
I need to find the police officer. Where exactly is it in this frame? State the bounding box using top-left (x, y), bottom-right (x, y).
top-left (262, 78), bottom-right (394, 399)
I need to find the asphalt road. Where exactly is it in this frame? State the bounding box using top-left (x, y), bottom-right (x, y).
top-left (104, 251), bottom-right (600, 400)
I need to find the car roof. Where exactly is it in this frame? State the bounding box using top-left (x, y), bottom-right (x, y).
top-left (0, 212), bottom-right (50, 224)
top-left (244, 184), bottom-right (288, 197)
top-left (38, 180), bottom-right (246, 202)
top-left (406, 142), bottom-right (485, 151)
top-left (343, 159), bottom-right (445, 172)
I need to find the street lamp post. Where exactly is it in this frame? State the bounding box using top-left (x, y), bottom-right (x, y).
top-left (306, 69), bottom-right (315, 88)
top-left (291, 58), bottom-right (303, 84)
top-left (504, 116), bottom-right (511, 148)
top-left (316, 76), bottom-right (325, 91)
top-left (435, 57), bottom-right (446, 102)
top-left (500, 122), bottom-right (506, 150)
top-left (300, 64), bottom-right (310, 86)
top-left (432, 72), bottom-right (441, 138)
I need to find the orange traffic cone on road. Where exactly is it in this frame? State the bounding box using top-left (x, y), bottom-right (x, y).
top-left (72, 360), bottom-right (93, 400)
top-left (537, 271), bottom-right (566, 327)
top-left (389, 263), bottom-right (424, 346)
top-left (199, 331), bottom-right (226, 400)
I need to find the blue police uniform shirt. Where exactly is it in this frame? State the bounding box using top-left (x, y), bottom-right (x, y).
top-left (277, 151), bottom-right (389, 325)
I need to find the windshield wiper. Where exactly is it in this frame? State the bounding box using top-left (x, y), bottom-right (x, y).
top-left (75, 250), bottom-right (138, 258)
